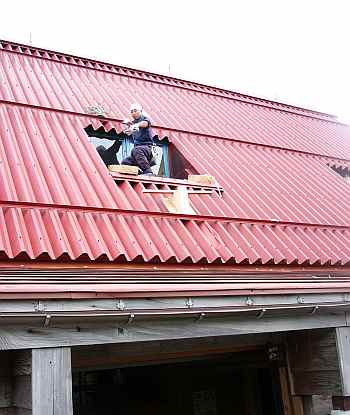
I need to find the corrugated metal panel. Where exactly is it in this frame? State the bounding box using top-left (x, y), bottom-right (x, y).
top-left (1, 102), bottom-right (350, 223)
top-left (1, 49), bottom-right (350, 159)
top-left (1, 40), bottom-right (337, 121)
top-left (1, 102), bottom-right (350, 265)
top-left (1, 205), bottom-right (350, 266)
top-left (171, 133), bottom-right (350, 225)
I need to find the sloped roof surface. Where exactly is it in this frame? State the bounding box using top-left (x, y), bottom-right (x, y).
top-left (1, 44), bottom-right (350, 159)
top-left (1, 40), bottom-right (350, 267)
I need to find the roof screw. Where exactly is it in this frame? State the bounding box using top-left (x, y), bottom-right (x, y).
top-left (185, 298), bottom-right (194, 308)
top-left (116, 299), bottom-right (126, 310)
top-left (246, 297), bottom-right (254, 306)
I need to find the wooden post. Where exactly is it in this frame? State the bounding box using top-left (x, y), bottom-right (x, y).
top-left (330, 328), bottom-right (350, 414)
top-left (279, 367), bottom-right (294, 415)
top-left (32, 347), bottom-right (73, 415)
top-left (279, 366), bottom-right (305, 415)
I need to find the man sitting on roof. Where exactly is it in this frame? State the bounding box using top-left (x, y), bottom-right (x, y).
top-left (121, 103), bottom-right (155, 176)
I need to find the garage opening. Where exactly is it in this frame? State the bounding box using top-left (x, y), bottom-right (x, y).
top-left (72, 353), bottom-right (282, 415)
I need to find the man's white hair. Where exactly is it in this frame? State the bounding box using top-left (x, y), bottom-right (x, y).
top-left (130, 103), bottom-right (142, 112)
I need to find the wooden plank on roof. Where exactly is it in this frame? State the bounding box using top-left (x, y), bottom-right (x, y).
top-left (108, 165), bottom-right (139, 175)
top-left (188, 174), bottom-right (216, 186)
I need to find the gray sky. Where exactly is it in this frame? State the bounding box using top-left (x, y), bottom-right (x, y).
top-left (2, 0), bottom-right (350, 121)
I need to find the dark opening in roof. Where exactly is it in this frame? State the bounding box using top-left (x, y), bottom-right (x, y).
top-left (84, 124), bottom-right (172, 178)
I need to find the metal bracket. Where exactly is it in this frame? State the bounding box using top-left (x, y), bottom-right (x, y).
top-left (126, 314), bottom-right (135, 325)
top-left (196, 312), bottom-right (206, 322)
top-left (43, 314), bottom-right (51, 328)
top-left (257, 309), bottom-right (266, 319)
top-left (310, 306), bottom-right (319, 315)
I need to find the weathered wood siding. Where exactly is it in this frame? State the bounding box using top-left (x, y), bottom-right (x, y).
top-left (287, 329), bottom-right (341, 395)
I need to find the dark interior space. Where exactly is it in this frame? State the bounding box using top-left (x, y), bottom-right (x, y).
top-left (73, 354), bottom-right (281, 415)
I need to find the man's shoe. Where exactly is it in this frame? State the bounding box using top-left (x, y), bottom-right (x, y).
top-left (141, 172), bottom-right (154, 176)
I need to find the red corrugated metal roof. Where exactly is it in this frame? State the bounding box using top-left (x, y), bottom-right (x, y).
top-left (1, 40), bottom-right (350, 269)
top-left (1, 44), bottom-right (350, 159)
top-left (2, 204), bottom-right (350, 265)
top-left (0, 40), bottom-right (337, 120)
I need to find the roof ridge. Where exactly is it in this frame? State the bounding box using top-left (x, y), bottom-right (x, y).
top-left (0, 38), bottom-right (337, 121)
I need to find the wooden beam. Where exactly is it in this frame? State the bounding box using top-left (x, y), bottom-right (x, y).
top-left (71, 333), bottom-right (274, 370)
top-left (0, 312), bottom-right (346, 350)
top-left (0, 294), bottom-right (347, 314)
top-left (32, 348), bottom-right (73, 415)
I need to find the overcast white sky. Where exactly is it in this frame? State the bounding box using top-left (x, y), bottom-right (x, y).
top-left (1, 0), bottom-right (350, 121)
